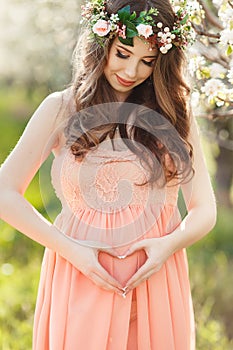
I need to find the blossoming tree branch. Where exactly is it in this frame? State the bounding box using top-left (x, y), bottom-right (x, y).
top-left (180, 0), bottom-right (233, 208)
top-left (185, 0), bottom-right (233, 116)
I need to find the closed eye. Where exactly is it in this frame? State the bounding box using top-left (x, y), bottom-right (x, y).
top-left (116, 49), bottom-right (156, 67)
top-left (142, 60), bottom-right (155, 67)
top-left (115, 49), bottom-right (129, 59)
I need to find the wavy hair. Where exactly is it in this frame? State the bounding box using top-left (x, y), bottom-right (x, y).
top-left (65, 0), bottom-right (194, 186)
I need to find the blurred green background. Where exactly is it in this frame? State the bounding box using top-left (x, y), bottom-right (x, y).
top-left (0, 1), bottom-right (233, 349)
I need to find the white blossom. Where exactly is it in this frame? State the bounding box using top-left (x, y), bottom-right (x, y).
top-left (201, 78), bottom-right (225, 100)
top-left (219, 4), bottom-right (233, 26)
top-left (219, 29), bottom-right (233, 46)
top-left (136, 24), bottom-right (153, 38)
top-left (110, 14), bottom-right (119, 23)
top-left (213, 0), bottom-right (224, 7)
top-left (188, 56), bottom-right (206, 76)
top-left (186, 0), bottom-right (202, 13)
top-left (209, 63), bottom-right (227, 79)
top-left (227, 67), bottom-right (233, 84)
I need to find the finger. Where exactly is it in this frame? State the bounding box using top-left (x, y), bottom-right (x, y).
top-left (89, 272), bottom-right (122, 293)
top-left (126, 240), bottom-right (149, 256)
top-left (125, 263), bottom-right (155, 290)
top-left (95, 263), bottom-right (123, 290)
top-left (125, 270), bottom-right (153, 291)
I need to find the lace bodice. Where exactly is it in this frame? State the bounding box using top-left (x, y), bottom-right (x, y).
top-left (51, 134), bottom-right (180, 214)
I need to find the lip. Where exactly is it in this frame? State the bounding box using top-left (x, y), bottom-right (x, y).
top-left (116, 75), bottom-right (136, 87)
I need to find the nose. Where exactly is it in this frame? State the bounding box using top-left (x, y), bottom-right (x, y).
top-left (124, 59), bottom-right (138, 79)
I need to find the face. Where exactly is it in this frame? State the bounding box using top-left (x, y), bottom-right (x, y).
top-left (104, 36), bottom-right (158, 101)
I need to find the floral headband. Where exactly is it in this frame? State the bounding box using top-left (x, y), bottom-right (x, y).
top-left (80, 0), bottom-right (196, 54)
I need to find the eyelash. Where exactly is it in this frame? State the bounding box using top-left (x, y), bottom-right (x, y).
top-left (115, 50), bottom-right (155, 67)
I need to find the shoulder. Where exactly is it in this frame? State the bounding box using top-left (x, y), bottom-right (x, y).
top-left (36, 87), bottom-right (76, 129)
top-left (37, 87), bottom-right (76, 152)
top-left (40, 87), bottom-right (74, 116)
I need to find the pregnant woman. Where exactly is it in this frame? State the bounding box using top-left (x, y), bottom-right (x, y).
top-left (0, 0), bottom-right (216, 349)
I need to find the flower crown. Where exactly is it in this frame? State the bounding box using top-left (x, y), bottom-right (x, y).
top-left (80, 0), bottom-right (196, 54)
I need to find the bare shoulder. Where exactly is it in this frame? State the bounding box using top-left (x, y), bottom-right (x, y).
top-left (39, 88), bottom-right (73, 121)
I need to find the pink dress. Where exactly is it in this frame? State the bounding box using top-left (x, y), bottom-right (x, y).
top-left (33, 132), bottom-right (195, 349)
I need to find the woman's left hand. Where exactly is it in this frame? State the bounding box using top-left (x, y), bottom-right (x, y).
top-left (123, 237), bottom-right (173, 293)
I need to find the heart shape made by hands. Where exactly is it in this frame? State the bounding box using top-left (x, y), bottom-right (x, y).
top-left (98, 249), bottom-right (147, 287)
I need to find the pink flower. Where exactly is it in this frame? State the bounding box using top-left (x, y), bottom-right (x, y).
top-left (93, 19), bottom-right (111, 37)
top-left (136, 24), bottom-right (153, 39)
top-left (118, 24), bottom-right (126, 39)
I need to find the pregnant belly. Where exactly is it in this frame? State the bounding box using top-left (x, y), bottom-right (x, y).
top-left (98, 250), bottom-right (147, 286)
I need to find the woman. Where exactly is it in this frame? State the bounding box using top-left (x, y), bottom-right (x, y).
top-left (0, 0), bottom-right (216, 349)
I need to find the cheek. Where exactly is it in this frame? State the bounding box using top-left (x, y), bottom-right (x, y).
top-left (106, 55), bottom-right (125, 73)
top-left (138, 66), bottom-right (153, 80)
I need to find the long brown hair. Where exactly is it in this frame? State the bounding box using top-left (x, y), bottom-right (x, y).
top-left (65, 0), bottom-right (194, 186)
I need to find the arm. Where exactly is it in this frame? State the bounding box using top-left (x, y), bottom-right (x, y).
top-left (164, 113), bottom-right (217, 252)
top-left (0, 92), bottom-right (122, 292)
top-left (124, 113), bottom-right (217, 290)
top-left (0, 92), bottom-right (64, 249)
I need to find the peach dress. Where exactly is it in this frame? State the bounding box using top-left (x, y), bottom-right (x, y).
top-left (33, 131), bottom-right (195, 350)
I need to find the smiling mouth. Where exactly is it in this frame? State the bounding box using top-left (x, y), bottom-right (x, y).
top-left (116, 75), bottom-right (136, 87)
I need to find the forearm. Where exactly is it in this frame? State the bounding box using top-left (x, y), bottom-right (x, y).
top-left (165, 204), bottom-right (217, 255)
top-left (0, 190), bottom-right (71, 258)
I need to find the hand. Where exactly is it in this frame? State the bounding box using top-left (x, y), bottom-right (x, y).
top-left (124, 237), bottom-right (173, 293)
top-left (65, 239), bottom-right (124, 294)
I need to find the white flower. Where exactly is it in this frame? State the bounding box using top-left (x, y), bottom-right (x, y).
top-left (219, 4), bottom-right (233, 26)
top-left (92, 19), bottom-right (111, 37)
top-left (164, 27), bottom-right (170, 33)
top-left (213, 0), bottom-right (224, 7)
top-left (160, 33), bottom-right (168, 42)
top-left (201, 78), bottom-right (225, 98)
top-left (157, 22), bottom-right (163, 28)
top-left (220, 29), bottom-right (233, 46)
top-left (110, 14), bottom-right (120, 23)
top-left (186, 0), bottom-right (202, 13)
top-left (110, 23), bottom-right (117, 31)
top-left (188, 56), bottom-right (206, 76)
top-left (160, 46), bottom-right (168, 54)
top-left (227, 67), bottom-right (233, 84)
top-left (165, 43), bottom-right (173, 51)
top-left (209, 63), bottom-right (227, 79)
top-left (136, 24), bottom-right (153, 38)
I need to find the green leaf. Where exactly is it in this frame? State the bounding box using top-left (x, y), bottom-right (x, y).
top-left (125, 20), bottom-right (138, 38)
top-left (148, 8), bottom-right (158, 16)
top-left (129, 11), bottom-right (137, 20)
top-left (118, 5), bottom-right (131, 22)
top-left (125, 20), bottom-right (137, 31)
top-left (127, 29), bottom-right (138, 38)
top-left (139, 10), bottom-right (147, 18)
top-left (226, 45), bottom-right (233, 56)
top-left (172, 29), bottom-right (180, 34)
top-left (180, 14), bottom-right (189, 25)
top-left (118, 37), bottom-right (134, 46)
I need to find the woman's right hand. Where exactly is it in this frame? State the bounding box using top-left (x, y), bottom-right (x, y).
top-left (65, 238), bottom-right (124, 294)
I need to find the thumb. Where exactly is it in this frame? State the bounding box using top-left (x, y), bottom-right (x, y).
top-left (125, 240), bottom-right (146, 256)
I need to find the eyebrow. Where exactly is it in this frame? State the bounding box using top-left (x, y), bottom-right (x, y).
top-left (116, 44), bottom-right (157, 58)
